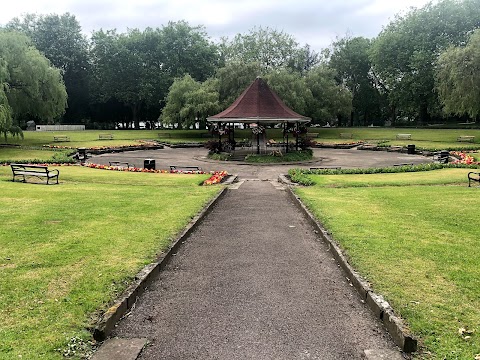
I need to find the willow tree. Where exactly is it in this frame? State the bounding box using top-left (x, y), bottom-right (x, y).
top-left (436, 29), bottom-right (480, 121)
top-left (0, 31), bottom-right (67, 128)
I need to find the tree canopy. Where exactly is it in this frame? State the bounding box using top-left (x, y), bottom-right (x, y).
top-left (0, 31), bottom-right (67, 129)
top-left (436, 29), bottom-right (480, 119)
top-left (370, 0), bottom-right (480, 124)
top-left (7, 13), bottom-right (90, 123)
top-left (2, 0), bottom-right (480, 130)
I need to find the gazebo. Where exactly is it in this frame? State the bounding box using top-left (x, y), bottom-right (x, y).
top-left (207, 77), bottom-right (311, 154)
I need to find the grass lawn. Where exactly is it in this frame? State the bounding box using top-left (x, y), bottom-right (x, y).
top-left (0, 148), bottom-right (73, 164)
top-left (307, 128), bottom-right (480, 151)
top-left (0, 165), bottom-right (220, 359)
top-left (1, 128), bottom-right (480, 152)
top-left (294, 168), bottom-right (480, 359)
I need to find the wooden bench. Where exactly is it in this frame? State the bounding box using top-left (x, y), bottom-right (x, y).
top-left (53, 136), bottom-right (70, 142)
top-left (457, 136), bottom-right (475, 143)
top-left (393, 163), bottom-right (414, 167)
top-left (468, 172), bottom-right (480, 187)
top-left (158, 133), bottom-right (172, 138)
top-left (340, 133), bottom-right (353, 139)
top-left (169, 165), bottom-right (202, 172)
top-left (306, 133), bottom-right (319, 139)
top-left (396, 133), bottom-right (412, 140)
top-left (109, 161), bottom-right (132, 168)
top-left (98, 134), bottom-right (114, 140)
top-left (10, 164), bottom-right (59, 184)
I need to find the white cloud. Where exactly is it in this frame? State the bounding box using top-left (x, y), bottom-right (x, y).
top-left (0, 0), bottom-right (432, 49)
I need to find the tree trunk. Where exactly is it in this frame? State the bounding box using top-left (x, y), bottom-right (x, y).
top-left (418, 102), bottom-right (430, 126)
top-left (391, 106), bottom-right (396, 127)
top-left (131, 103), bottom-right (140, 129)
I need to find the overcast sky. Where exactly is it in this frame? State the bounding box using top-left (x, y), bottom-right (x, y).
top-left (1, 0), bottom-right (433, 51)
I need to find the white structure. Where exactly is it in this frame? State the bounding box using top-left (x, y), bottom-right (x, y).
top-left (35, 125), bottom-right (85, 131)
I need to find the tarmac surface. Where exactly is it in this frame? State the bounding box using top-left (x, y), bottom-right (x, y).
top-left (91, 146), bottom-right (431, 180)
top-left (90, 147), bottom-right (426, 359)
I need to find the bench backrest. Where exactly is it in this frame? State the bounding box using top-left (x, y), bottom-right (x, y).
top-left (11, 164), bottom-right (49, 172)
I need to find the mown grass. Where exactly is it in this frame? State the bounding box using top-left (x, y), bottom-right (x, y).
top-left (294, 169), bottom-right (480, 359)
top-left (2, 128), bottom-right (480, 151)
top-left (309, 128), bottom-right (480, 151)
top-left (0, 148), bottom-right (74, 164)
top-left (0, 165), bottom-right (220, 359)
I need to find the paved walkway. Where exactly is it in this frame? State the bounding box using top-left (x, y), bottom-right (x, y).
top-left (90, 147), bottom-right (423, 358)
top-left (91, 146), bottom-right (431, 180)
top-left (112, 179), bottom-right (399, 359)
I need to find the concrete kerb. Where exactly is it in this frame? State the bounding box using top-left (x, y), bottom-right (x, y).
top-left (284, 185), bottom-right (418, 353)
top-left (93, 187), bottom-right (228, 341)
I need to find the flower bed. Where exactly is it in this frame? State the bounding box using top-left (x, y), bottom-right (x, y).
top-left (85, 163), bottom-right (229, 185)
top-left (43, 140), bottom-right (162, 152)
top-left (203, 171), bottom-right (228, 185)
top-left (450, 151), bottom-right (480, 165)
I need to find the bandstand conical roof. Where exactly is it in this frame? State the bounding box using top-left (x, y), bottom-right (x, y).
top-left (207, 77), bottom-right (310, 124)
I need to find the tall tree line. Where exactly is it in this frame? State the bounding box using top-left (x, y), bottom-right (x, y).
top-left (1, 0), bottom-right (480, 131)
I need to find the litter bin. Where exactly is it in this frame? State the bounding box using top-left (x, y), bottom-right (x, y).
top-left (77, 147), bottom-right (87, 161)
top-left (144, 159), bottom-right (155, 170)
top-left (440, 150), bottom-right (449, 163)
top-left (407, 144), bottom-right (416, 155)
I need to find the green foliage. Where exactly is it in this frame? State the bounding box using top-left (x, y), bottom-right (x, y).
top-left (90, 22), bottom-right (219, 128)
top-left (7, 13), bottom-right (90, 123)
top-left (0, 31), bottom-right (67, 126)
top-left (221, 26), bottom-right (320, 72)
top-left (265, 69), bottom-right (310, 114)
top-left (215, 61), bottom-right (262, 107)
top-left (305, 66), bottom-right (352, 123)
top-left (370, 0), bottom-right (480, 124)
top-left (289, 162), bottom-right (480, 185)
top-left (436, 29), bottom-right (480, 119)
top-left (329, 36), bottom-right (386, 126)
top-left (245, 149), bottom-right (313, 163)
top-left (161, 75), bottom-right (220, 129)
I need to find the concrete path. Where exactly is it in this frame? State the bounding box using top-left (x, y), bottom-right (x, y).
top-left (112, 179), bottom-right (400, 359)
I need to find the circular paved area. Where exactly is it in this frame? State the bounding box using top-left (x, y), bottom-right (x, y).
top-left (90, 147), bottom-right (431, 180)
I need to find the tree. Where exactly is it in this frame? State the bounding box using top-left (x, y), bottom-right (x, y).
top-left (370, 0), bottom-right (480, 124)
top-left (0, 31), bottom-right (67, 127)
top-left (161, 75), bottom-right (219, 129)
top-left (215, 61), bottom-right (262, 107)
top-left (329, 36), bottom-right (386, 126)
top-left (436, 29), bottom-right (480, 120)
top-left (7, 13), bottom-right (90, 123)
top-left (221, 26), bottom-right (320, 73)
top-left (90, 22), bottom-right (219, 128)
top-left (0, 58), bottom-right (17, 141)
top-left (265, 70), bottom-right (311, 115)
top-left (305, 66), bottom-right (352, 125)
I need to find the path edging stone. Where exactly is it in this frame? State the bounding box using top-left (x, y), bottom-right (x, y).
top-left (284, 184), bottom-right (417, 353)
top-left (93, 187), bottom-right (228, 341)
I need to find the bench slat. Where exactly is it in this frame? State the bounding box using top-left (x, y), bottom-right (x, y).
top-left (11, 164), bottom-right (59, 184)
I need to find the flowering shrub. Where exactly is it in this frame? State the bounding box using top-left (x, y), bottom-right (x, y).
top-left (203, 171), bottom-right (229, 185)
top-left (85, 163), bottom-right (229, 185)
top-left (451, 151), bottom-right (480, 165)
